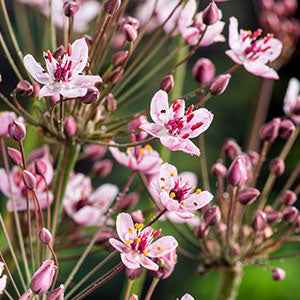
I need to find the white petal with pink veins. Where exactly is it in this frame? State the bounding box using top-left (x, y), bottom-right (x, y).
top-left (181, 191), bottom-right (213, 211)
top-left (140, 122), bottom-right (166, 138)
top-left (71, 38), bottom-right (89, 74)
top-left (147, 236), bottom-right (178, 257)
top-left (23, 54), bottom-right (49, 84)
top-left (116, 213), bottom-right (136, 243)
top-left (150, 90), bottom-right (170, 124)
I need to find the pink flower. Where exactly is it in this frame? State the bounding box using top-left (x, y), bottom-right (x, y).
top-left (283, 78), bottom-right (300, 124)
top-left (0, 148), bottom-right (54, 211)
top-left (0, 112), bottom-right (18, 137)
top-left (150, 163), bottom-right (213, 219)
top-left (226, 17), bottom-right (282, 79)
top-left (63, 173), bottom-right (118, 226)
top-left (109, 213), bottom-right (178, 270)
top-left (141, 90), bottom-right (213, 156)
top-left (0, 262), bottom-right (7, 295)
top-left (110, 144), bottom-right (162, 176)
top-left (23, 38), bottom-right (102, 99)
top-left (180, 294), bottom-right (195, 300)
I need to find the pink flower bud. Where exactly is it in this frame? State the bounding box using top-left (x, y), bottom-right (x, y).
top-left (282, 206), bottom-right (298, 222)
top-left (192, 58), bottom-right (215, 85)
top-left (109, 67), bottom-right (124, 84)
top-left (196, 223), bottom-right (208, 239)
top-left (203, 206), bottom-right (221, 226)
top-left (63, 0), bottom-right (79, 17)
top-left (247, 150), bottom-right (259, 166)
top-left (80, 87), bottom-right (99, 104)
top-left (84, 145), bottom-right (107, 160)
top-left (126, 268), bottom-right (143, 280)
top-left (8, 120), bottom-right (26, 141)
top-left (279, 119), bottom-right (295, 139)
top-left (53, 46), bottom-right (65, 60)
top-left (209, 74), bottom-right (231, 95)
top-left (7, 147), bottom-right (22, 166)
top-left (259, 118), bottom-right (281, 143)
top-left (112, 51), bottom-right (129, 67)
top-left (222, 139), bottom-right (241, 160)
top-left (116, 192), bottom-right (139, 210)
top-left (283, 0), bottom-right (297, 15)
top-left (238, 188), bottom-right (260, 205)
top-left (93, 159), bottom-right (113, 177)
top-left (211, 162), bottom-right (227, 177)
top-left (104, 0), bottom-right (121, 14)
top-left (16, 80), bottom-right (33, 96)
top-left (64, 117), bottom-right (77, 137)
top-left (31, 260), bottom-right (56, 294)
top-left (280, 190), bottom-right (297, 206)
top-left (19, 289), bottom-right (33, 300)
top-left (261, 0), bottom-right (273, 10)
top-left (129, 295), bottom-right (139, 300)
top-left (39, 228), bottom-right (53, 245)
top-left (128, 115), bottom-right (146, 133)
top-left (105, 93), bottom-right (118, 112)
top-left (23, 170), bottom-right (36, 190)
top-left (227, 156), bottom-right (248, 186)
top-left (202, 1), bottom-right (221, 25)
top-left (47, 284), bottom-right (64, 300)
top-left (123, 24), bottom-right (138, 42)
top-left (252, 211), bottom-right (267, 231)
top-left (35, 160), bottom-right (47, 176)
top-left (33, 83), bottom-right (40, 97)
top-left (265, 207), bottom-right (281, 224)
top-left (160, 75), bottom-right (175, 93)
top-left (270, 158), bottom-right (285, 176)
top-left (272, 268), bottom-right (286, 281)
top-left (131, 210), bottom-right (144, 224)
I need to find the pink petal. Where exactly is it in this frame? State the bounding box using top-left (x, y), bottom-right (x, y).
top-left (71, 75), bottom-right (103, 87)
top-left (181, 191), bottom-right (213, 211)
top-left (284, 78), bottom-right (300, 115)
top-left (160, 191), bottom-right (180, 211)
top-left (60, 87), bottom-right (88, 98)
top-left (150, 90), bottom-right (170, 125)
top-left (170, 99), bottom-right (185, 119)
top-left (228, 17), bottom-right (241, 51)
top-left (116, 213), bottom-right (136, 243)
top-left (109, 238), bottom-right (128, 253)
top-left (140, 122), bottom-right (166, 138)
top-left (177, 0), bottom-right (197, 33)
top-left (200, 21), bottom-right (225, 47)
top-left (71, 38), bottom-right (89, 74)
top-left (0, 275), bottom-right (7, 294)
top-left (73, 206), bottom-right (102, 226)
top-left (138, 255), bottom-right (159, 271)
top-left (244, 62), bottom-right (279, 80)
top-left (110, 147), bottom-right (130, 167)
top-left (39, 85), bottom-right (59, 98)
top-left (121, 253), bottom-right (140, 269)
top-left (138, 154), bottom-right (162, 175)
top-left (225, 50), bottom-right (243, 65)
top-left (160, 163), bottom-right (178, 180)
top-left (89, 184), bottom-right (118, 212)
top-left (23, 54), bottom-right (49, 84)
top-left (182, 27), bottom-right (200, 46)
top-left (181, 294), bottom-right (195, 300)
top-left (0, 169), bottom-right (11, 197)
top-left (179, 172), bottom-right (197, 189)
top-left (147, 236), bottom-right (178, 257)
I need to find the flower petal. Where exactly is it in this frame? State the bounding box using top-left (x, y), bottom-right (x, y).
top-left (110, 147), bottom-right (130, 168)
top-left (39, 85), bottom-right (59, 98)
top-left (150, 90), bottom-right (170, 124)
top-left (138, 255), bottom-right (159, 271)
top-left (71, 75), bottom-right (102, 87)
top-left (200, 21), bottom-right (225, 47)
top-left (60, 87), bottom-right (88, 98)
top-left (140, 122), bottom-right (166, 138)
top-left (228, 17), bottom-right (241, 51)
top-left (71, 38), bottom-right (89, 74)
top-left (225, 50), bottom-right (243, 65)
top-left (244, 62), bottom-right (279, 80)
top-left (109, 238), bottom-right (128, 253)
top-left (121, 253), bottom-right (140, 269)
top-left (23, 54), bottom-right (49, 84)
top-left (116, 213), bottom-right (136, 243)
top-left (181, 191), bottom-right (213, 211)
top-left (147, 236), bottom-right (178, 257)
top-left (284, 78), bottom-right (300, 115)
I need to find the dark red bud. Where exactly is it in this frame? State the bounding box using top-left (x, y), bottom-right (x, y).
top-left (160, 75), bottom-right (175, 93)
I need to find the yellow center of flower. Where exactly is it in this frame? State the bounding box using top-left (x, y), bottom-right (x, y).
top-left (134, 223), bottom-right (144, 231)
top-left (196, 188), bottom-right (202, 194)
top-left (169, 192), bottom-right (176, 199)
top-left (144, 144), bottom-right (153, 151)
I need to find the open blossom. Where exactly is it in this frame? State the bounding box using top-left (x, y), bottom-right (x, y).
top-left (0, 263), bottom-right (7, 295)
top-left (283, 78), bottom-right (300, 124)
top-left (0, 147), bottom-right (54, 211)
top-left (23, 38), bottom-right (102, 99)
top-left (109, 213), bottom-right (178, 270)
top-left (64, 173), bottom-right (118, 226)
top-left (110, 144), bottom-right (162, 176)
top-left (150, 163), bottom-right (213, 219)
top-left (226, 17), bottom-right (282, 79)
top-left (141, 90), bottom-right (213, 156)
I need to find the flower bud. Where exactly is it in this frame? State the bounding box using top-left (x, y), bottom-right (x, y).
top-left (23, 170), bottom-right (36, 190)
top-left (63, 0), bottom-right (79, 17)
top-left (222, 139), bottom-right (241, 160)
top-left (8, 120), bottom-right (26, 141)
top-left (47, 284), bottom-right (64, 300)
top-left (264, 207), bottom-right (282, 224)
top-left (93, 159), bottom-right (113, 177)
top-left (209, 74), bottom-right (231, 95)
top-left (126, 268), bottom-right (143, 280)
top-left (16, 80), bottom-right (33, 96)
top-left (116, 192), bottom-right (139, 210)
top-left (203, 206), bottom-right (221, 226)
top-left (247, 150), bottom-right (259, 167)
top-left (112, 50), bottom-right (129, 67)
top-left (270, 158), bottom-right (285, 176)
top-left (282, 206), bottom-right (298, 222)
top-left (211, 162), bottom-right (227, 177)
top-left (105, 93), bottom-right (118, 112)
top-left (129, 295), bottom-right (139, 300)
top-left (259, 118), bottom-right (280, 143)
top-left (238, 188), bottom-right (260, 205)
top-left (279, 119), bottom-right (296, 139)
top-left (160, 74), bottom-right (175, 93)
top-left (272, 268), bottom-right (286, 281)
top-left (104, 0), bottom-right (121, 15)
top-left (123, 24), bottom-right (138, 42)
top-left (80, 87), bottom-right (99, 104)
top-left (283, 0), bottom-right (297, 15)
top-left (109, 67), bottom-right (124, 84)
top-left (202, 1), bottom-right (221, 25)
top-left (64, 117), bottom-right (77, 137)
top-left (53, 46), bottom-right (65, 60)
top-left (35, 160), bottom-right (47, 176)
top-left (252, 211), bottom-right (267, 231)
top-left (281, 190), bottom-right (297, 206)
top-left (19, 289), bottom-right (33, 300)
top-left (192, 58), bottom-right (215, 85)
top-left (131, 210), bottom-right (144, 224)
top-left (227, 156), bottom-right (248, 186)
top-left (196, 223), bottom-right (208, 239)
top-left (128, 115), bottom-right (146, 133)
top-left (31, 260), bottom-right (56, 294)
top-left (39, 228), bottom-right (53, 245)
top-left (7, 147), bottom-right (22, 166)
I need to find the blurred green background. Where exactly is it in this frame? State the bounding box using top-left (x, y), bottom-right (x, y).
top-left (1, 0), bottom-right (300, 299)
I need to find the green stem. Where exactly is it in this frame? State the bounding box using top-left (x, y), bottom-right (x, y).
top-left (216, 264), bottom-right (243, 300)
top-left (144, 277), bottom-right (160, 300)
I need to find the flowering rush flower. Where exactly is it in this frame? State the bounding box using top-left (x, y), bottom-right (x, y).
top-left (150, 163), bottom-right (213, 219)
top-left (64, 173), bottom-right (118, 226)
top-left (109, 213), bottom-right (178, 270)
top-left (0, 262), bottom-right (7, 295)
top-left (0, 147), bottom-right (54, 211)
top-left (23, 38), bottom-right (102, 99)
top-left (179, 294), bottom-right (195, 300)
top-left (283, 78), bottom-right (300, 124)
top-left (141, 90), bottom-right (213, 156)
top-left (226, 17), bottom-right (282, 79)
top-left (110, 144), bottom-right (162, 176)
